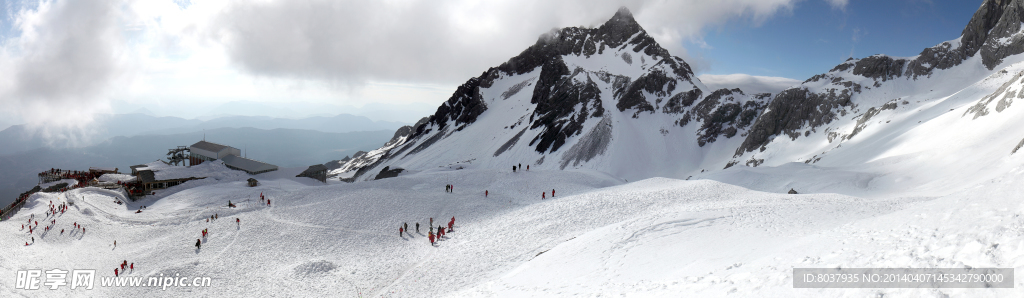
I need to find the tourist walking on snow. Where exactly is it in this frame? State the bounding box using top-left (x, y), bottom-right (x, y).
top-left (399, 227), bottom-right (404, 237)
top-left (195, 239), bottom-right (201, 249)
top-left (416, 222), bottom-right (420, 233)
top-left (552, 189), bottom-right (555, 197)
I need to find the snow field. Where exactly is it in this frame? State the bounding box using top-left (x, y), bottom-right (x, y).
top-left (5, 158), bottom-right (1021, 297)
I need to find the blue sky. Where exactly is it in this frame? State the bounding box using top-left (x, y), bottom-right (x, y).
top-left (693, 0), bottom-right (983, 80)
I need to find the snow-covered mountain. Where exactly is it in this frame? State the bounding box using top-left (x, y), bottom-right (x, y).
top-left (339, 7), bottom-right (773, 181)
top-left (341, 0), bottom-right (1024, 189)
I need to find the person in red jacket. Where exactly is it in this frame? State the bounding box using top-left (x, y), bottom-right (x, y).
top-left (115, 268), bottom-right (119, 277)
top-left (399, 227), bottom-right (404, 237)
top-left (429, 232), bottom-right (435, 245)
top-left (542, 192), bottom-right (545, 199)
top-left (552, 189), bottom-right (555, 197)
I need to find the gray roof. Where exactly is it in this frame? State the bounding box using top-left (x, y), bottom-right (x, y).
top-left (137, 170), bottom-right (156, 183)
top-left (222, 155), bottom-right (278, 174)
top-left (298, 164), bottom-right (328, 176)
top-left (190, 141), bottom-right (232, 153)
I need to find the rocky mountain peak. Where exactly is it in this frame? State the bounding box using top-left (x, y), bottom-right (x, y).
top-left (961, 0), bottom-right (1024, 68)
top-left (599, 7), bottom-right (643, 38)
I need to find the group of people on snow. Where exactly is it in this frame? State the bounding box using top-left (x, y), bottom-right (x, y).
top-left (400, 216), bottom-right (458, 247)
top-left (114, 259), bottom-right (134, 277)
top-left (22, 200), bottom-right (84, 246)
top-left (425, 217), bottom-right (457, 246)
top-left (542, 189), bottom-right (555, 199)
top-left (512, 163), bottom-right (531, 173)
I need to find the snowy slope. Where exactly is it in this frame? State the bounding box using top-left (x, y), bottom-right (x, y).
top-left (2, 158), bottom-right (1023, 297)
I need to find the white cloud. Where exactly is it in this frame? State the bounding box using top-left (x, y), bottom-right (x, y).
top-left (825, 0), bottom-right (849, 10)
top-left (0, 0), bottom-right (830, 137)
top-left (0, 0), bottom-right (126, 145)
top-left (698, 73), bottom-right (801, 95)
top-left (209, 0), bottom-right (802, 85)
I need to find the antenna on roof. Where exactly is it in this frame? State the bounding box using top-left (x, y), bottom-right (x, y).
top-left (203, 129), bottom-right (206, 141)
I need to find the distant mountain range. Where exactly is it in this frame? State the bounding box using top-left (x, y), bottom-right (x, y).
top-left (0, 113), bottom-right (407, 156)
top-left (109, 100), bottom-right (439, 124)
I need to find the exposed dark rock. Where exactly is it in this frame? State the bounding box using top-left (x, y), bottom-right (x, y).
top-left (723, 160), bottom-right (738, 169)
top-left (899, 0), bottom-right (1024, 77)
top-left (425, 78), bottom-right (487, 131)
top-left (788, 188), bottom-right (798, 194)
top-left (848, 106), bottom-right (883, 140)
top-left (373, 166), bottom-right (404, 180)
top-left (492, 7), bottom-right (684, 78)
top-left (735, 87), bottom-right (853, 156)
top-left (501, 77), bottom-right (536, 100)
top-left (852, 55), bottom-right (907, 82)
top-left (970, 0), bottom-right (1024, 69)
top-left (804, 73), bottom-right (829, 83)
top-left (1014, 137), bottom-right (1024, 154)
top-left (662, 88), bottom-right (702, 114)
top-left (620, 52), bottom-right (632, 65)
top-left (697, 102), bottom-right (742, 146)
top-left (685, 88), bottom-right (767, 147)
top-left (530, 69), bottom-right (603, 153)
top-left (617, 69), bottom-right (676, 113)
top-left (965, 70), bottom-right (1024, 119)
top-left (829, 61), bottom-right (855, 73)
